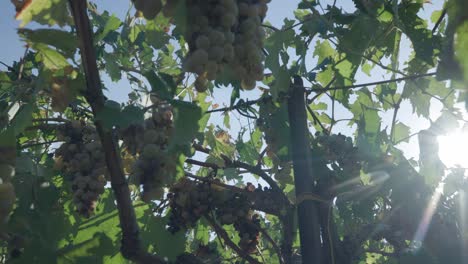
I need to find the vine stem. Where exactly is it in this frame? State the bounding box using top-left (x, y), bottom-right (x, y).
top-left (207, 73), bottom-right (435, 116)
top-left (306, 104), bottom-right (327, 132)
top-left (17, 46), bottom-right (29, 81)
top-left (32, 117), bottom-right (68, 123)
top-left (256, 223), bottom-right (285, 264)
top-left (306, 72), bottom-right (436, 94)
top-left (389, 97), bottom-right (402, 145)
top-left (205, 98), bottom-right (264, 114)
top-left (20, 140), bottom-right (62, 149)
top-left (68, 1), bottom-right (164, 263)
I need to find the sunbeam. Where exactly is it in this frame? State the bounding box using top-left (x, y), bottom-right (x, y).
top-left (411, 182), bottom-right (444, 251)
top-left (332, 170), bottom-right (390, 203)
top-left (459, 190), bottom-right (467, 262)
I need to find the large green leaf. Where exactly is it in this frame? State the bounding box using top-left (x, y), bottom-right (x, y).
top-left (398, 3), bottom-right (438, 64)
top-left (264, 24), bottom-right (295, 72)
top-left (103, 52), bottom-right (122, 82)
top-left (236, 140), bottom-right (258, 166)
top-left (168, 101), bottom-right (202, 153)
top-left (340, 14), bottom-right (379, 65)
top-left (144, 71), bottom-right (175, 100)
top-left (96, 100), bottom-right (144, 130)
top-left (141, 214), bottom-right (187, 261)
top-left (392, 122), bottom-right (410, 143)
top-left (33, 43), bottom-right (70, 70)
top-left (11, 103), bottom-right (33, 135)
top-left (19, 28), bottom-right (77, 58)
top-left (271, 66), bottom-right (291, 101)
top-left (94, 14), bottom-right (122, 43)
top-left (455, 21), bottom-right (468, 83)
top-left (145, 19), bottom-right (171, 49)
top-left (57, 233), bottom-right (115, 264)
top-left (259, 100), bottom-right (291, 161)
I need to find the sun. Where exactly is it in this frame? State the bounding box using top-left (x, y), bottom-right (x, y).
top-left (438, 131), bottom-right (468, 168)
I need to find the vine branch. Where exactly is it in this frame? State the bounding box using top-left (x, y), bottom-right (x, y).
top-left (191, 143), bottom-right (285, 196)
top-left (68, 0), bottom-right (164, 263)
top-left (185, 173), bottom-right (286, 216)
top-left (432, 8), bottom-right (447, 34)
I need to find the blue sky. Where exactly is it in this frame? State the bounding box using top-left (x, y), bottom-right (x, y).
top-left (0, 0), bottom-right (453, 164)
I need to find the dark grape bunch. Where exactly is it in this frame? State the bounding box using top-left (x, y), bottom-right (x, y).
top-left (182, 0), bottom-right (270, 92)
top-left (214, 191), bottom-right (251, 225)
top-left (54, 120), bottom-right (108, 217)
top-left (215, 183), bottom-right (261, 254)
top-left (252, 183), bottom-right (280, 211)
top-left (166, 178), bottom-right (263, 254)
top-left (234, 213), bottom-right (261, 254)
top-left (257, 100), bottom-right (286, 167)
top-left (121, 96), bottom-right (176, 202)
top-left (312, 132), bottom-right (362, 177)
top-left (167, 178), bottom-right (214, 233)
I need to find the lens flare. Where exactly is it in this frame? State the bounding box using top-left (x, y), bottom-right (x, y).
top-left (438, 132), bottom-right (468, 167)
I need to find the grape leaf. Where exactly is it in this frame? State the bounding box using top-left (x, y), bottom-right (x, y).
top-left (392, 122), bottom-right (410, 143)
top-left (11, 103), bottom-right (33, 135)
top-left (96, 101), bottom-right (144, 130)
top-left (57, 233), bottom-right (115, 264)
top-left (33, 43), bottom-right (70, 70)
top-left (168, 101), bottom-right (202, 153)
top-left (141, 215), bottom-right (186, 261)
top-left (271, 66), bottom-right (291, 101)
top-left (236, 140), bottom-right (258, 166)
top-left (19, 28), bottom-right (77, 58)
top-left (94, 14), bottom-right (122, 43)
top-left (144, 71), bottom-right (174, 100)
top-left (455, 21), bottom-right (468, 82)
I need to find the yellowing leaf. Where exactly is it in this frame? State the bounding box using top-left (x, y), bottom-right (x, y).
top-left (16, 0), bottom-right (71, 27)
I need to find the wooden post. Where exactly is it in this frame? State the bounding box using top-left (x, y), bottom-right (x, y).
top-left (287, 76), bottom-right (322, 263)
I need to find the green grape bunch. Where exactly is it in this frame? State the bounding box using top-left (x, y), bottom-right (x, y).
top-left (121, 97), bottom-right (177, 202)
top-left (54, 121), bottom-right (108, 217)
top-left (182, 0), bottom-right (270, 92)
